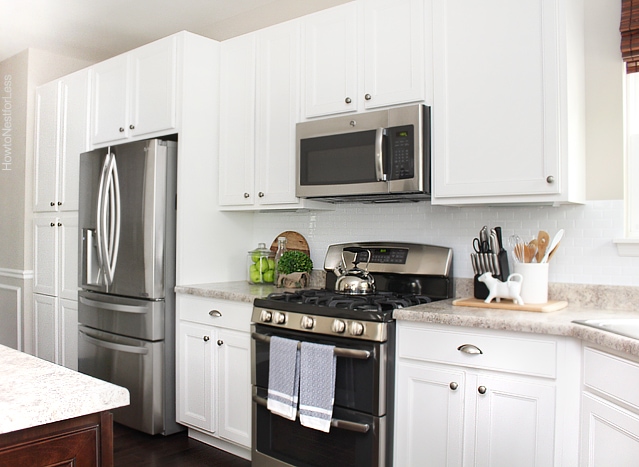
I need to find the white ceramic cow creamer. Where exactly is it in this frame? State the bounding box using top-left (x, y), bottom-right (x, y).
top-left (478, 272), bottom-right (525, 305)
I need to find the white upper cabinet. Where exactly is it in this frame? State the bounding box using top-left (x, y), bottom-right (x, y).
top-left (91, 35), bottom-right (178, 146)
top-left (219, 22), bottom-right (332, 210)
top-left (34, 69), bottom-right (90, 212)
top-left (431, 0), bottom-right (586, 205)
top-left (302, 0), bottom-right (425, 118)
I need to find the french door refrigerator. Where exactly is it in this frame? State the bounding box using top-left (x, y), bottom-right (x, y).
top-left (77, 138), bottom-right (182, 435)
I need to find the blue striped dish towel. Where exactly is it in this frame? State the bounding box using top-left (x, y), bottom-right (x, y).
top-left (267, 336), bottom-right (300, 420)
top-left (299, 341), bottom-right (336, 432)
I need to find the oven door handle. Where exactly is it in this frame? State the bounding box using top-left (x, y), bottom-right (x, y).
top-left (251, 332), bottom-right (371, 360)
top-left (252, 394), bottom-right (370, 434)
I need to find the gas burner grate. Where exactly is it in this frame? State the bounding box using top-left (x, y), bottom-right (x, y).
top-left (264, 290), bottom-right (433, 312)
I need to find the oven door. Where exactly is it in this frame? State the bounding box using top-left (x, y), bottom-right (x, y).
top-left (252, 324), bottom-right (390, 416)
top-left (252, 386), bottom-right (386, 467)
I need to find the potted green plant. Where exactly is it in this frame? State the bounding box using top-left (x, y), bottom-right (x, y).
top-left (276, 250), bottom-right (313, 288)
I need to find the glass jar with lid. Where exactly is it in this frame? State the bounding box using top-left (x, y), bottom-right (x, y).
top-left (247, 243), bottom-right (275, 284)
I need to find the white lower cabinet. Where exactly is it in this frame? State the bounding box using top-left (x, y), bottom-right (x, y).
top-left (580, 347), bottom-right (639, 466)
top-left (176, 294), bottom-right (252, 459)
top-left (395, 321), bottom-right (579, 466)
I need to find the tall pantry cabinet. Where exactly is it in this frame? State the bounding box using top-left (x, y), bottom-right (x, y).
top-left (32, 68), bottom-right (91, 369)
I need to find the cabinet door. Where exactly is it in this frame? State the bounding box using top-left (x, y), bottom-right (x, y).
top-left (362, 0), bottom-right (425, 110)
top-left (394, 362), bottom-right (464, 466)
top-left (255, 21), bottom-right (301, 206)
top-left (431, 0), bottom-right (562, 202)
top-left (129, 35), bottom-right (178, 138)
top-left (474, 374), bottom-right (555, 467)
top-left (59, 298), bottom-right (78, 371)
top-left (92, 55), bottom-right (129, 145)
top-left (33, 216), bottom-right (59, 296)
top-left (580, 392), bottom-right (639, 466)
top-left (33, 81), bottom-right (60, 213)
top-left (33, 293), bottom-right (58, 363)
top-left (58, 70), bottom-right (90, 212)
top-left (177, 321), bottom-right (215, 432)
top-left (303, 2), bottom-right (358, 117)
top-left (59, 213), bottom-right (78, 301)
top-left (217, 328), bottom-right (251, 448)
top-left (219, 34), bottom-right (256, 206)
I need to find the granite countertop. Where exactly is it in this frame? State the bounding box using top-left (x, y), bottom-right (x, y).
top-left (0, 345), bottom-right (130, 435)
top-left (176, 279), bottom-right (639, 359)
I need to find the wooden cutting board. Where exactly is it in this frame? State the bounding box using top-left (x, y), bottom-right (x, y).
top-left (270, 231), bottom-right (310, 257)
top-left (452, 297), bottom-right (568, 313)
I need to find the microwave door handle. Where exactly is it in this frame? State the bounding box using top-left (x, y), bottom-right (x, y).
top-left (375, 128), bottom-right (386, 181)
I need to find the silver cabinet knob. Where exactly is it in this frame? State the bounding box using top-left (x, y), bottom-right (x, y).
top-left (57, 222), bottom-right (62, 227)
top-left (364, 93), bottom-right (372, 100)
top-left (129, 124), bottom-right (135, 130)
top-left (546, 175), bottom-right (555, 184)
top-left (50, 222), bottom-right (55, 227)
top-left (217, 340), bottom-right (223, 346)
top-left (203, 336), bottom-right (210, 342)
top-left (209, 310), bottom-right (222, 317)
top-left (449, 382), bottom-right (458, 391)
top-left (345, 97), bottom-right (352, 104)
top-left (349, 120), bottom-right (356, 127)
top-left (50, 202), bottom-right (55, 206)
top-left (58, 202), bottom-right (62, 205)
top-left (478, 386), bottom-right (487, 394)
top-left (258, 192), bottom-right (265, 198)
top-left (119, 127), bottom-right (125, 132)
top-left (458, 344), bottom-right (483, 355)
top-left (244, 192), bottom-right (250, 198)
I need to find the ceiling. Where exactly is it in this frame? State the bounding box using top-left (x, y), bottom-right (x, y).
top-left (0, 0), bottom-right (350, 64)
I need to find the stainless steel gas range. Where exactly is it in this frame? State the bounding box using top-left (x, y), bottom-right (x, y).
top-left (250, 242), bottom-right (453, 467)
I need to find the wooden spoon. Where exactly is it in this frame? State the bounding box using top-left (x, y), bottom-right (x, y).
top-left (535, 231), bottom-right (550, 263)
top-left (524, 240), bottom-right (537, 263)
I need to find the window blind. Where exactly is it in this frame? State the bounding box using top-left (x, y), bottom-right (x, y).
top-left (622, 0), bottom-right (639, 73)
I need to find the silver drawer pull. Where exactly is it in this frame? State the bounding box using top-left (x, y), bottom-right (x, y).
top-left (209, 310), bottom-right (222, 317)
top-left (457, 344), bottom-right (483, 355)
top-left (252, 395), bottom-right (370, 433)
top-left (251, 332), bottom-right (370, 360)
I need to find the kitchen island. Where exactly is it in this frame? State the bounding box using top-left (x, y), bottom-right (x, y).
top-left (0, 344), bottom-right (129, 466)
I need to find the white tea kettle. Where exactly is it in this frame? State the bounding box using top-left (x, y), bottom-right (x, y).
top-left (333, 247), bottom-right (376, 295)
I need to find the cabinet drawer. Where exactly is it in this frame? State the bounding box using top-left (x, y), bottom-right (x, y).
top-left (584, 347), bottom-right (639, 412)
top-left (177, 294), bottom-right (252, 332)
top-left (397, 323), bottom-right (557, 378)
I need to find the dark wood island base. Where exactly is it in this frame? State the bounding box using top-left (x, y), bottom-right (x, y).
top-left (0, 411), bottom-right (114, 467)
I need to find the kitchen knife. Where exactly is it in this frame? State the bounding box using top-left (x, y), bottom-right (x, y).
top-left (494, 226), bottom-right (510, 280)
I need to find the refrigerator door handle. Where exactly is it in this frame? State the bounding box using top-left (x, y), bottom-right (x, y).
top-left (104, 154), bottom-right (121, 284)
top-left (96, 151), bottom-right (111, 284)
top-left (79, 329), bottom-right (149, 355)
top-left (79, 296), bottom-right (150, 314)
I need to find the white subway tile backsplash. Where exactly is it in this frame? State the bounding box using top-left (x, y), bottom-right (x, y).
top-left (252, 200), bottom-right (635, 286)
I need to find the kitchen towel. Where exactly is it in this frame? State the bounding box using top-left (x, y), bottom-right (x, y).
top-left (267, 336), bottom-right (300, 420)
top-left (299, 341), bottom-right (336, 432)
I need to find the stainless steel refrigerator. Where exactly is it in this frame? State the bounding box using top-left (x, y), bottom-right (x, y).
top-left (77, 138), bottom-right (182, 435)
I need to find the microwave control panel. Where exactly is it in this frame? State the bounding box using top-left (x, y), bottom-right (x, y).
top-left (387, 125), bottom-right (414, 180)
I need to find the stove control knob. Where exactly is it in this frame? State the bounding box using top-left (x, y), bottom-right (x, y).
top-left (301, 316), bottom-right (315, 330)
top-left (259, 310), bottom-right (272, 323)
top-left (273, 311), bottom-right (287, 325)
top-left (350, 321), bottom-right (365, 336)
top-left (331, 319), bottom-right (346, 334)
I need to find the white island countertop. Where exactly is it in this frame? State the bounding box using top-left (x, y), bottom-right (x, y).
top-left (0, 345), bottom-right (129, 435)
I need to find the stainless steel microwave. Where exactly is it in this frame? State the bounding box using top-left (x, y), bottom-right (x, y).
top-left (296, 104), bottom-right (430, 202)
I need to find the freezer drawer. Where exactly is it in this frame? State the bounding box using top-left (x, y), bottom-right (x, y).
top-left (78, 325), bottom-right (164, 435)
top-left (78, 290), bottom-right (164, 341)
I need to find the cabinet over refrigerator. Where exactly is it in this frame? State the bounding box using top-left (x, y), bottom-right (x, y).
top-left (77, 138), bottom-right (182, 435)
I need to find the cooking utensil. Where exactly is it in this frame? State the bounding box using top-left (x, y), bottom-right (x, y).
top-left (535, 231), bottom-right (550, 263)
top-left (473, 237), bottom-right (490, 253)
top-left (333, 247), bottom-right (376, 295)
top-left (547, 241), bottom-right (560, 261)
top-left (541, 229), bottom-right (564, 263)
top-left (523, 241), bottom-right (537, 263)
top-left (494, 226), bottom-right (509, 278)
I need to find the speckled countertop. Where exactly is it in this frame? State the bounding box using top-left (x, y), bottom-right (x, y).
top-left (0, 345), bottom-right (130, 435)
top-left (176, 277), bottom-right (639, 359)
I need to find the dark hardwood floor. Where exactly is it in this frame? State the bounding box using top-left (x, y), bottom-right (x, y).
top-left (113, 423), bottom-right (251, 467)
